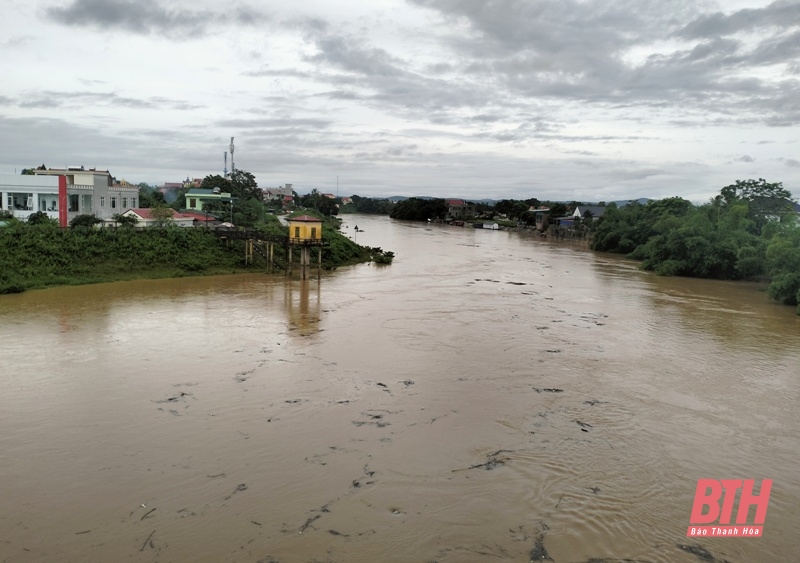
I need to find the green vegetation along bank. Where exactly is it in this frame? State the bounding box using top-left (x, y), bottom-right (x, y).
top-left (0, 213), bottom-right (391, 295)
top-left (590, 179), bottom-right (800, 314)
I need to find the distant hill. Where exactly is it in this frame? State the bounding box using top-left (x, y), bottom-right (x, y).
top-left (611, 198), bottom-right (651, 207)
top-left (388, 195), bottom-right (437, 201)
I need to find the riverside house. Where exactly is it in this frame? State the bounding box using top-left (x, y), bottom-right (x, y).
top-left (0, 174), bottom-right (62, 223)
top-left (185, 188), bottom-right (233, 212)
top-left (1, 168), bottom-right (138, 226)
top-left (572, 206), bottom-right (606, 222)
top-left (120, 208), bottom-right (195, 228)
top-left (33, 167), bottom-right (138, 224)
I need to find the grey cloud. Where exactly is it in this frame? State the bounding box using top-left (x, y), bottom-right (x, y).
top-left (317, 90), bottom-right (367, 101)
top-left (677, 1), bottom-right (800, 39)
top-left (304, 31), bottom-right (496, 120)
top-left (471, 114), bottom-right (502, 123)
top-left (215, 117), bottom-right (332, 129)
top-left (12, 91), bottom-right (202, 111)
top-left (309, 36), bottom-right (404, 78)
top-left (401, 0), bottom-right (800, 127)
top-left (46, 0), bottom-right (268, 35)
top-left (737, 155), bottom-right (755, 163)
top-left (4, 36), bottom-right (34, 48)
top-left (784, 158), bottom-right (800, 167)
top-left (749, 30), bottom-right (800, 66)
top-left (241, 68), bottom-right (311, 78)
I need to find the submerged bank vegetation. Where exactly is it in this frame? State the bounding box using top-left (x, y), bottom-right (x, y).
top-left (0, 212), bottom-right (389, 295)
top-left (590, 179), bottom-right (800, 313)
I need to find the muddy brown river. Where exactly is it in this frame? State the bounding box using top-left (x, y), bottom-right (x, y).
top-left (1, 214), bottom-right (799, 563)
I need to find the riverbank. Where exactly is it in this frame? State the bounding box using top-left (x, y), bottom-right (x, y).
top-left (0, 215), bottom-right (388, 294)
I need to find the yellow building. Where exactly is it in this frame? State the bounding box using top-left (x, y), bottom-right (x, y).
top-left (288, 214), bottom-right (323, 243)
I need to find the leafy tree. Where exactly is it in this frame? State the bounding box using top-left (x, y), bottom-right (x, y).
top-left (389, 198), bottom-right (447, 221)
top-left (548, 203), bottom-right (568, 218)
top-left (494, 199), bottom-right (530, 219)
top-left (112, 213), bottom-right (138, 227)
top-left (70, 214), bottom-right (103, 228)
top-left (150, 204), bottom-right (176, 228)
top-left (764, 223), bottom-right (800, 306)
top-left (233, 198), bottom-right (265, 228)
top-left (300, 189), bottom-right (339, 217)
top-left (350, 195), bottom-right (393, 214)
top-left (591, 198), bottom-right (693, 254)
top-left (138, 184), bottom-right (166, 208)
top-left (518, 210), bottom-right (538, 225)
top-left (27, 211), bottom-right (57, 225)
top-left (229, 170), bottom-right (261, 201)
top-left (200, 174), bottom-right (232, 191)
top-left (720, 178), bottom-right (796, 233)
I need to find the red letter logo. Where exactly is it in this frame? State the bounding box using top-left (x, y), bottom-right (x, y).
top-left (690, 479), bottom-right (722, 524)
top-left (687, 479), bottom-right (771, 537)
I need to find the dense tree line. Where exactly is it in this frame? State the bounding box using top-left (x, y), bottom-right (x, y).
top-left (389, 198), bottom-right (447, 221)
top-left (348, 195), bottom-right (394, 214)
top-left (591, 179), bottom-right (800, 312)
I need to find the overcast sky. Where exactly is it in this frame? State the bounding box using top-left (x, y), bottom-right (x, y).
top-left (2, 0), bottom-right (799, 201)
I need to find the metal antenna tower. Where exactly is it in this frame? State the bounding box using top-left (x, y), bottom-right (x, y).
top-left (224, 151), bottom-right (228, 176)
top-left (229, 137), bottom-right (235, 174)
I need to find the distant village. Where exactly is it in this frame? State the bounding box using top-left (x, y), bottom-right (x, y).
top-left (0, 164), bottom-right (612, 235)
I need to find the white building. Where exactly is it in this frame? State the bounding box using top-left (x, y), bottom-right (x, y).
top-left (120, 208), bottom-right (195, 228)
top-left (0, 174), bottom-right (63, 223)
top-left (1, 168), bottom-right (140, 226)
top-left (262, 184), bottom-right (293, 201)
top-left (32, 167), bottom-right (139, 222)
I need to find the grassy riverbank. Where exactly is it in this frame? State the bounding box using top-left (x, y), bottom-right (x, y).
top-left (0, 214), bottom-right (390, 294)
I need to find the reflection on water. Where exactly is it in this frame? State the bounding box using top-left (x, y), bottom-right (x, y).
top-left (1, 214), bottom-right (798, 563)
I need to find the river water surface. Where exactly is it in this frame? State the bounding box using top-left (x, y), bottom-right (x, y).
top-left (1, 214), bottom-right (799, 563)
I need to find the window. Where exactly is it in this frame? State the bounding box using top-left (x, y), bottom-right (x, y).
top-left (69, 194), bottom-right (79, 212)
top-left (189, 198), bottom-right (196, 208)
top-left (122, 197), bottom-right (127, 209)
top-left (294, 227), bottom-right (300, 239)
top-left (111, 197), bottom-right (117, 209)
top-left (311, 227), bottom-right (317, 239)
top-left (131, 198), bottom-right (136, 208)
top-left (100, 196), bottom-right (105, 208)
top-left (82, 194), bottom-right (92, 213)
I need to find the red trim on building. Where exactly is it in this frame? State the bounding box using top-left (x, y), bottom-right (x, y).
top-left (58, 176), bottom-right (68, 227)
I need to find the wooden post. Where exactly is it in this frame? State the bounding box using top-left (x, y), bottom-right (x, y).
top-left (268, 242), bottom-right (274, 273)
top-left (317, 246), bottom-right (322, 279)
top-left (287, 245), bottom-right (293, 277)
top-left (301, 246), bottom-right (309, 280)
